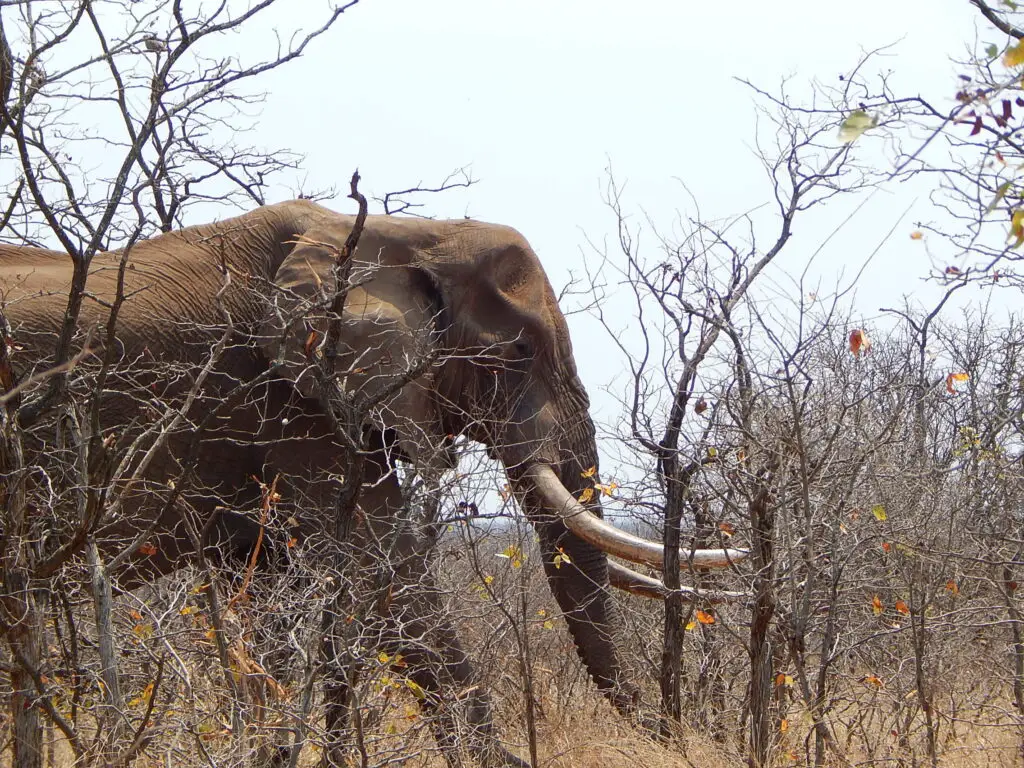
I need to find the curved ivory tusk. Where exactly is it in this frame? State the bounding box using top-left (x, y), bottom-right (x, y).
top-left (606, 560), bottom-right (748, 604)
top-left (524, 463), bottom-right (748, 571)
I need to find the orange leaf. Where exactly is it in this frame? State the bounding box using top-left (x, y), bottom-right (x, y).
top-left (696, 610), bottom-right (715, 625)
top-left (138, 543), bottom-right (158, 556)
top-left (895, 600), bottom-right (910, 615)
top-left (581, 466), bottom-right (597, 478)
top-left (694, 398), bottom-right (708, 415)
top-left (871, 595), bottom-right (884, 616)
top-left (881, 542), bottom-right (892, 553)
top-left (780, 718), bottom-right (789, 733)
top-left (498, 484), bottom-right (512, 501)
top-left (578, 487), bottom-right (595, 504)
top-left (849, 329), bottom-right (871, 357)
top-left (946, 372), bottom-right (969, 394)
top-left (861, 674), bottom-right (884, 688)
top-left (303, 330), bottom-right (319, 358)
top-left (287, 537), bottom-right (298, 549)
top-left (946, 579), bottom-right (960, 596)
top-left (910, 230), bottom-right (924, 240)
top-left (719, 521), bottom-right (736, 537)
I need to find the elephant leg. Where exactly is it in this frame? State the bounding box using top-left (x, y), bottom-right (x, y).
top-left (382, 601), bottom-right (528, 768)
top-left (348, 448), bottom-right (526, 768)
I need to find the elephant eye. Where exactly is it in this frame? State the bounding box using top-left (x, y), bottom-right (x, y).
top-left (512, 337), bottom-right (534, 360)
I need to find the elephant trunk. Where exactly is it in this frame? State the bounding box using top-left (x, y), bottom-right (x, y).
top-left (510, 470), bottom-right (642, 717)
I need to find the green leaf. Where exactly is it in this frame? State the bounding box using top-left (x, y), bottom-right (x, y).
top-left (838, 110), bottom-right (877, 144)
top-left (985, 43), bottom-right (999, 59)
top-left (986, 181), bottom-right (1012, 215)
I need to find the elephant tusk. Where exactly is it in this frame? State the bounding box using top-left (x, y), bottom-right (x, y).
top-left (606, 560), bottom-right (748, 604)
top-left (524, 463), bottom-right (748, 571)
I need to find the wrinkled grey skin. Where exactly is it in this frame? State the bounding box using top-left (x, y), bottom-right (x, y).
top-left (0, 200), bottom-right (639, 766)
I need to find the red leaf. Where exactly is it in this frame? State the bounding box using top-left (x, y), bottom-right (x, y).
top-left (971, 116), bottom-right (983, 136)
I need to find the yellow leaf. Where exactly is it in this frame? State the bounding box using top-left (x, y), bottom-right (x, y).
top-left (483, 575), bottom-right (494, 585)
top-left (946, 372), bottom-right (970, 394)
top-left (684, 620), bottom-right (697, 631)
top-left (909, 230), bottom-right (924, 240)
top-left (594, 482), bottom-right (618, 497)
top-left (871, 504), bottom-right (887, 522)
top-left (581, 466), bottom-right (597, 478)
top-left (553, 546), bottom-right (572, 569)
top-left (696, 610), bottom-right (715, 625)
top-left (871, 595), bottom-right (884, 616)
top-left (405, 679), bottom-right (426, 700)
top-left (132, 623), bottom-right (153, 640)
top-left (378, 652), bottom-right (391, 665)
top-left (775, 673), bottom-right (794, 687)
top-left (179, 605), bottom-right (197, 616)
top-left (706, 447), bottom-right (718, 459)
top-left (838, 110), bottom-right (877, 143)
top-left (542, 620), bottom-right (554, 630)
top-left (497, 545), bottom-right (524, 568)
top-left (1011, 209), bottom-right (1024, 248)
top-left (780, 718), bottom-right (789, 733)
top-left (1005, 39), bottom-right (1024, 67)
top-left (577, 487), bottom-right (595, 504)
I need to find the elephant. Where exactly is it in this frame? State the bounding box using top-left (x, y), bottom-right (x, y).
top-left (0, 199), bottom-right (744, 766)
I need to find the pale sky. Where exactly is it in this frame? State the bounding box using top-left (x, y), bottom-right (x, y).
top-left (7, 1), bottom-right (994, 465)
top-left (250, 0), bottom-right (988, 431)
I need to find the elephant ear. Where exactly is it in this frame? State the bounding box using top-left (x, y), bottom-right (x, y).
top-left (260, 221), bottom-right (454, 469)
top-left (259, 227), bottom-right (351, 399)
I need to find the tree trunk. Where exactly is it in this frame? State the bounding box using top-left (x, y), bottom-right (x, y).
top-left (6, 570), bottom-right (45, 768)
top-left (87, 537), bottom-right (125, 754)
top-left (0, 334), bottom-right (44, 768)
top-left (747, 483), bottom-right (776, 768)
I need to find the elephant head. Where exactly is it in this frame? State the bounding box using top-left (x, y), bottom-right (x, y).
top-left (261, 206), bottom-right (745, 717)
